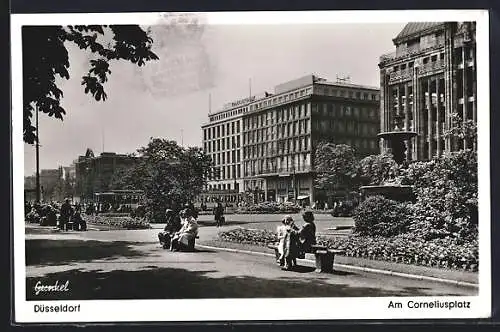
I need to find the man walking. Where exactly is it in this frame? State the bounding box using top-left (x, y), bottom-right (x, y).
top-left (214, 201), bottom-right (225, 228)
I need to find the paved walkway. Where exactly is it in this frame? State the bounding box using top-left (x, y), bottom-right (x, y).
top-left (25, 225), bottom-right (476, 300)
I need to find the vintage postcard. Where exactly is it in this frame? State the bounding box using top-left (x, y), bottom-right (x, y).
top-left (12, 10), bottom-right (491, 323)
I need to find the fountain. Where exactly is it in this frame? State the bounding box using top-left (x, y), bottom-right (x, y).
top-left (359, 113), bottom-right (417, 202)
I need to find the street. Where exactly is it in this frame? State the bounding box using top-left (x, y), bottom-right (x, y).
top-left (25, 224), bottom-right (476, 300)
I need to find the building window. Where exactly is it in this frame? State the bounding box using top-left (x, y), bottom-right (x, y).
top-left (354, 107), bottom-right (360, 118)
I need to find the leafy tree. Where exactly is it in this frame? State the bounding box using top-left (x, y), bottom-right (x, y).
top-left (111, 138), bottom-right (213, 222)
top-left (314, 143), bottom-right (359, 195)
top-left (23, 25), bottom-right (158, 144)
top-left (444, 112), bottom-right (477, 150)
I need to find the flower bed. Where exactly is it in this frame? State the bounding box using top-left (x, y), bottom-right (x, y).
top-left (218, 228), bottom-right (278, 246)
top-left (93, 212), bottom-right (131, 217)
top-left (84, 215), bottom-right (151, 230)
top-left (217, 228), bottom-right (478, 272)
top-left (236, 202), bottom-right (301, 214)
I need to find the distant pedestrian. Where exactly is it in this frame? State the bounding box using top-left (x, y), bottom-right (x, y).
top-left (214, 202), bottom-right (225, 227)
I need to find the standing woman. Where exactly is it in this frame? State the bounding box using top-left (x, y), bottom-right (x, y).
top-left (276, 216), bottom-right (290, 266)
top-left (282, 215), bottom-right (300, 271)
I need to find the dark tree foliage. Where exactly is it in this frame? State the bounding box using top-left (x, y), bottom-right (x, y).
top-left (22, 25), bottom-right (158, 144)
top-left (111, 138), bottom-right (213, 223)
top-left (314, 142), bottom-right (359, 193)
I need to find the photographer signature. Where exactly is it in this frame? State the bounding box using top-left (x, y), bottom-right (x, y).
top-left (33, 280), bottom-right (70, 296)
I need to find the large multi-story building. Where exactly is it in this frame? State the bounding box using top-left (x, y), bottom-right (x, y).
top-left (201, 74), bottom-right (380, 205)
top-left (75, 149), bottom-right (139, 201)
top-left (200, 95), bottom-right (248, 205)
top-left (378, 22), bottom-right (477, 161)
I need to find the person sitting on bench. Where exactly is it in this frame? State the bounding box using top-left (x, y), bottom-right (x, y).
top-left (158, 208), bottom-right (182, 249)
top-left (170, 209), bottom-right (199, 252)
top-left (297, 210), bottom-right (317, 258)
top-left (70, 206), bottom-right (86, 231)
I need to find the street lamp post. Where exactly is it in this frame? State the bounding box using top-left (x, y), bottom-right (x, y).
top-left (35, 104), bottom-right (41, 203)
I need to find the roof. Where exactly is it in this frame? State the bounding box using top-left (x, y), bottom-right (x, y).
top-left (393, 22), bottom-right (443, 43)
top-left (320, 81), bottom-right (379, 91)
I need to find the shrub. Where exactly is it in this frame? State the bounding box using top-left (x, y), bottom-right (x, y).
top-left (402, 150), bottom-right (478, 242)
top-left (353, 195), bottom-right (411, 237)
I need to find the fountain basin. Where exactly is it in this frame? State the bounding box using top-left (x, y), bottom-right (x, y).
top-left (360, 184), bottom-right (415, 202)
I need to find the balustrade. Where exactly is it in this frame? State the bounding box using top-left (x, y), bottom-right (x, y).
top-left (380, 43), bottom-right (444, 64)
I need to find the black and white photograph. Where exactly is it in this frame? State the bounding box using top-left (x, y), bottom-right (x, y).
top-left (12, 10), bottom-right (491, 322)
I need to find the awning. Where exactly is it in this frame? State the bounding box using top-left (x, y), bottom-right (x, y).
top-left (297, 195), bottom-right (310, 200)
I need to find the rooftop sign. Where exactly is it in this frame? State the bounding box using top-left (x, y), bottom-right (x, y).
top-left (222, 96), bottom-right (256, 110)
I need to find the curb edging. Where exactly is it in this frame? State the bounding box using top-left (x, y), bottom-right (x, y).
top-left (196, 244), bottom-right (478, 289)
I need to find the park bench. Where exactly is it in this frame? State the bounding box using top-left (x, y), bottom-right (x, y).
top-left (310, 245), bottom-right (345, 273)
top-left (267, 243), bottom-right (345, 273)
top-left (186, 235), bottom-right (200, 252)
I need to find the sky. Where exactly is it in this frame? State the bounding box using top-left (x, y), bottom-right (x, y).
top-left (23, 20), bottom-right (406, 175)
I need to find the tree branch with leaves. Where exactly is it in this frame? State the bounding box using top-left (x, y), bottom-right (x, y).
top-left (22, 25), bottom-right (159, 144)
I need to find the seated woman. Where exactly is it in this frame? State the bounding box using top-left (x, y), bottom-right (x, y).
top-left (298, 210), bottom-right (317, 257)
top-left (158, 209), bottom-right (182, 249)
top-left (70, 206), bottom-right (86, 231)
top-left (170, 209), bottom-right (199, 252)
